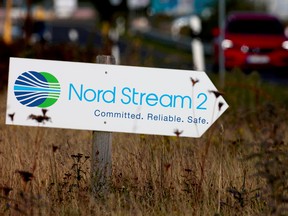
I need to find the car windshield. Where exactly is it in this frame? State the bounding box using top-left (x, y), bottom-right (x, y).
top-left (226, 19), bottom-right (284, 35)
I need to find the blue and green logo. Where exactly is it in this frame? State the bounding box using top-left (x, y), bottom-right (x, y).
top-left (14, 71), bottom-right (61, 108)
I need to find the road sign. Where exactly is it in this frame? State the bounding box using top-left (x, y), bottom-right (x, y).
top-left (6, 57), bottom-right (228, 138)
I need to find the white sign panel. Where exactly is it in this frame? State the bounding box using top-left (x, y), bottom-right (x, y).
top-left (6, 58), bottom-right (228, 138)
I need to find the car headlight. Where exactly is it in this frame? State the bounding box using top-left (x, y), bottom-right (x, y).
top-left (221, 39), bottom-right (233, 50)
top-left (282, 41), bottom-right (288, 50)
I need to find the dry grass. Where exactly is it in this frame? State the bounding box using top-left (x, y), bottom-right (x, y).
top-left (0, 71), bottom-right (288, 215)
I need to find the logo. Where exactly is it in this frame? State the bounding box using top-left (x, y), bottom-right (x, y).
top-left (14, 71), bottom-right (61, 108)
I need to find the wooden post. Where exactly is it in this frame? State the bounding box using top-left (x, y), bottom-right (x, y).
top-left (91, 55), bottom-right (115, 196)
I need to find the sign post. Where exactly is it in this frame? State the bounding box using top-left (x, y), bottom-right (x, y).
top-left (91, 55), bottom-right (115, 195)
top-left (6, 57), bottom-right (229, 196)
top-left (219, 0), bottom-right (226, 87)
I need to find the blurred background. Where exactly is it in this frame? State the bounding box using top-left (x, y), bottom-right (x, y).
top-left (0, 0), bottom-right (288, 88)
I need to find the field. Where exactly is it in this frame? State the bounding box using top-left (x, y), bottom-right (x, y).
top-left (0, 69), bottom-right (288, 215)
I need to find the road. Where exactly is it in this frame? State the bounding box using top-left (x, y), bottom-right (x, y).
top-left (40, 19), bottom-right (288, 86)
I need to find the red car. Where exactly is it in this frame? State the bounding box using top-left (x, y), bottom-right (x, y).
top-left (213, 12), bottom-right (288, 71)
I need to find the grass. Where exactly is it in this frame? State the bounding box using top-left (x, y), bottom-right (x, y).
top-left (1, 69), bottom-right (287, 215)
top-left (0, 35), bottom-right (288, 215)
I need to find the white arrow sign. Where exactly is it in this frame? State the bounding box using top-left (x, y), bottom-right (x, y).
top-left (6, 57), bottom-right (228, 138)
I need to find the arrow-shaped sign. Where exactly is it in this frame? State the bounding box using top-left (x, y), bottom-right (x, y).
top-left (6, 57), bottom-right (228, 138)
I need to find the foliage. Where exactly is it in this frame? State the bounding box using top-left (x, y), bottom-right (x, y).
top-left (201, 0), bottom-right (266, 41)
